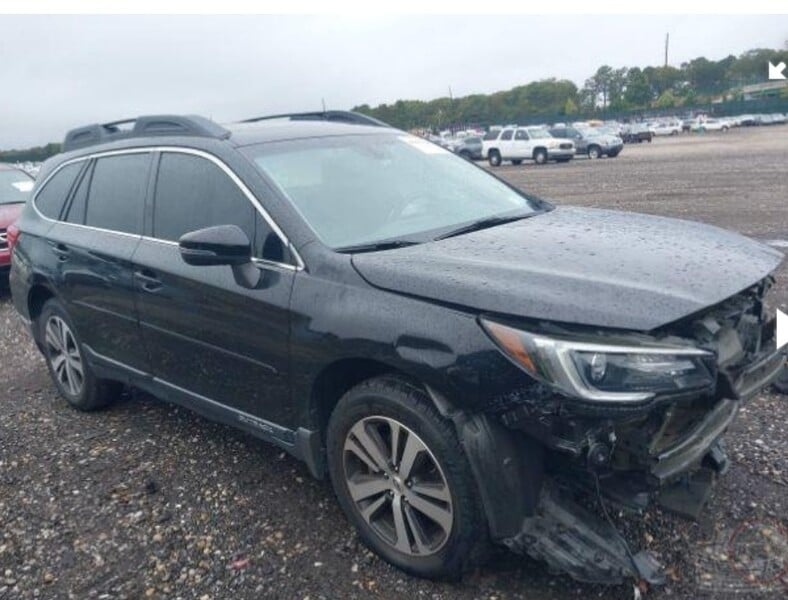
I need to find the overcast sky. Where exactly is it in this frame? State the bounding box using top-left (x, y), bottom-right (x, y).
top-left (1, 14), bottom-right (786, 148)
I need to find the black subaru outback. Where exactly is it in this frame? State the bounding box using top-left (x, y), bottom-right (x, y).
top-left (9, 112), bottom-right (785, 585)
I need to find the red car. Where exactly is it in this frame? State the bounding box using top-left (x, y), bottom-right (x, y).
top-left (0, 165), bottom-right (34, 278)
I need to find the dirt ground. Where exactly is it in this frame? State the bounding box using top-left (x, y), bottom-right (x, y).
top-left (1, 126), bottom-right (786, 599)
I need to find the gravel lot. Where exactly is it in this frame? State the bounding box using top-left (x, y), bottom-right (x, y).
top-left (1, 126), bottom-right (787, 599)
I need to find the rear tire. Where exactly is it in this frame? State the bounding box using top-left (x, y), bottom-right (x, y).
top-left (38, 298), bottom-right (122, 411)
top-left (326, 376), bottom-right (488, 579)
top-left (488, 150), bottom-right (501, 167)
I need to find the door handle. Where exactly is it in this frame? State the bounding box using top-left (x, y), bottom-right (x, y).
top-left (50, 243), bottom-right (70, 261)
top-left (135, 269), bottom-right (163, 292)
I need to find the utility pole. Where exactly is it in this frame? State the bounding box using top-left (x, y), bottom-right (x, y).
top-left (321, 97), bottom-right (326, 112)
top-left (664, 33), bottom-right (669, 67)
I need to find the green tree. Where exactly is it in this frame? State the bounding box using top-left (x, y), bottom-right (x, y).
top-left (624, 67), bottom-right (652, 107)
top-left (655, 89), bottom-right (677, 108)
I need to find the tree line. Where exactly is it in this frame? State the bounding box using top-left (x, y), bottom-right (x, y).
top-left (0, 143), bottom-right (61, 164)
top-left (353, 45), bottom-right (788, 130)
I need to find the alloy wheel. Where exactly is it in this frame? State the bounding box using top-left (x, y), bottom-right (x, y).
top-left (342, 416), bottom-right (453, 556)
top-left (45, 316), bottom-right (84, 396)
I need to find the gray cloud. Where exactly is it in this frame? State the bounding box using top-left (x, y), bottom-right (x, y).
top-left (1, 14), bottom-right (786, 148)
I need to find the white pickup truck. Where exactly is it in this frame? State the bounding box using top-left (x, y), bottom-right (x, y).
top-left (481, 126), bottom-right (575, 167)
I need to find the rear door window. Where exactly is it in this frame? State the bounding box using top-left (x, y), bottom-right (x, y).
top-left (500, 130), bottom-right (514, 141)
top-left (514, 130), bottom-right (529, 141)
top-left (34, 162), bottom-right (83, 219)
top-left (85, 154), bottom-right (149, 234)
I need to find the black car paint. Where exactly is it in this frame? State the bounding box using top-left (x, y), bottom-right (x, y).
top-left (9, 119), bottom-right (785, 585)
top-left (352, 205), bottom-right (783, 331)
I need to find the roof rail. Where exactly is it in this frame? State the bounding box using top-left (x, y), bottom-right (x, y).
top-left (240, 110), bottom-right (390, 128)
top-left (62, 115), bottom-right (231, 152)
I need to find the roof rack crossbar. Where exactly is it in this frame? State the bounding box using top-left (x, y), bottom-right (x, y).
top-left (240, 110), bottom-right (390, 128)
top-left (62, 115), bottom-right (231, 152)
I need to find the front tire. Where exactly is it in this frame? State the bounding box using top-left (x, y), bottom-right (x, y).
top-left (326, 376), bottom-right (488, 579)
top-left (587, 145), bottom-right (601, 159)
top-left (39, 298), bottom-right (122, 411)
top-left (533, 148), bottom-right (547, 165)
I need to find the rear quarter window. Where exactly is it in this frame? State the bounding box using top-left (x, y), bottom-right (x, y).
top-left (34, 162), bottom-right (83, 219)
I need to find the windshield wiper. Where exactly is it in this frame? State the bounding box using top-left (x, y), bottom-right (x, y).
top-left (334, 239), bottom-right (420, 254)
top-left (434, 212), bottom-right (538, 241)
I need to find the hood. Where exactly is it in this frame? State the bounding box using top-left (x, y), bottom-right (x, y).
top-left (0, 202), bottom-right (24, 228)
top-left (586, 132), bottom-right (619, 144)
top-left (351, 207), bottom-right (783, 331)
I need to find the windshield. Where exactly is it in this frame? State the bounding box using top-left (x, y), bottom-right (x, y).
top-left (526, 128), bottom-right (552, 139)
top-left (244, 133), bottom-right (542, 249)
top-left (0, 169), bottom-right (33, 205)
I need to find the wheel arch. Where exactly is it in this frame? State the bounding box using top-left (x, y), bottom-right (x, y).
top-left (28, 282), bottom-right (57, 323)
top-left (311, 357), bottom-right (410, 438)
top-left (26, 282), bottom-right (59, 351)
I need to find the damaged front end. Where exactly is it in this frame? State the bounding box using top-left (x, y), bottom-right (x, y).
top-left (455, 277), bottom-right (786, 585)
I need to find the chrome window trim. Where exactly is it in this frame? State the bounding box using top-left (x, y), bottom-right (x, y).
top-left (139, 235), bottom-right (299, 272)
top-left (30, 146), bottom-right (304, 271)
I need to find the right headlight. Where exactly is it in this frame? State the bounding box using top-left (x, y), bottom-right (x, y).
top-left (481, 319), bottom-right (715, 403)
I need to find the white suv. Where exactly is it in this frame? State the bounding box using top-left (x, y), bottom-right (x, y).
top-left (482, 126), bottom-right (575, 167)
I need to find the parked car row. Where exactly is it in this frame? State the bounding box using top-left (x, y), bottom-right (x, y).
top-left (431, 108), bottom-right (787, 165)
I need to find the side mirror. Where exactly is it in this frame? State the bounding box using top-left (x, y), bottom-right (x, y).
top-left (179, 225), bottom-right (251, 267)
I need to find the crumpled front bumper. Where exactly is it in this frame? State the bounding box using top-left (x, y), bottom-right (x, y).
top-left (652, 343), bottom-right (784, 484)
top-left (496, 336), bottom-right (786, 586)
top-left (503, 481), bottom-right (665, 585)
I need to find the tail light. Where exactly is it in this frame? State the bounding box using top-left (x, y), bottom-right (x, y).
top-left (7, 223), bottom-right (20, 253)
